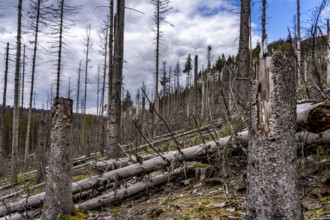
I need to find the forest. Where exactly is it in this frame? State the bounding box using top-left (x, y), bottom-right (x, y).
top-left (0, 0), bottom-right (330, 219)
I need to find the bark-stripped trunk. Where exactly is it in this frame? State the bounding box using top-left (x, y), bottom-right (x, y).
top-left (76, 60), bottom-right (82, 113)
top-left (11, 0), bottom-right (23, 183)
top-left (36, 120), bottom-right (47, 184)
top-left (56, 0), bottom-right (64, 97)
top-left (106, 0), bottom-right (125, 159)
top-left (25, 0), bottom-right (42, 167)
top-left (42, 97), bottom-right (74, 219)
top-left (238, 0), bottom-right (250, 106)
top-left (297, 0), bottom-right (303, 85)
top-left (246, 52), bottom-right (302, 219)
top-left (0, 44), bottom-right (9, 177)
top-left (194, 55), bottom-right (198, 117)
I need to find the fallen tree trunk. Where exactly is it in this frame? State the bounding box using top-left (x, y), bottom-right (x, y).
top-left (1, 127), bottom-right (330, 217)
top-left (297, 102), bottom-right (330, 133)
top-left (77, 166), bottom-right (194, 211)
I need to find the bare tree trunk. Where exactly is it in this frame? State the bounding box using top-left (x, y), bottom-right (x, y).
top-left (297, 0), bottom-right (302, 85)
top-left (76, 60), bottom-right (82, 113)
top-left (56, 0), bottom-right (64, 97)
top-left (36, 120), bottom-right (47, 184)
top-left (0, 43), bottom-right (9, 177)
top-left (11, 0), bottom-right (23, 183)
top-left (42, 97), bottom-right (74, 219)
top-left (25, 0), bottom-right (42, 167)
top-left (194, 55), bottom-right (198, 117)
top-left (238, 0), bottom-right (250, 107)
top-left (246, 52), bottom-right (302, 219)
top-left (106, 0), bottom-right (125, 159)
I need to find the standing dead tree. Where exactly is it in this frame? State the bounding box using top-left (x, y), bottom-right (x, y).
top-left (107, 0), bottom-right (125, 159)
top-left (42, 98), bottom-right (74, 219)
top-left (11, 0), bottom-right (23, 183)
top-left (246, 52), bottom-right (302, 219)
top-left (146, 0), bottom-right (172, 119)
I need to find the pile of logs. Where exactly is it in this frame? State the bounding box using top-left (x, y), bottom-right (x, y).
top-left (0, 101), bottom-right (329, 219)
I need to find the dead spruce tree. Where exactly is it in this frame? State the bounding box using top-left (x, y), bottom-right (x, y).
top-left (42, 98), bottom-right (74, 219)
top-left (11, 0), bottom-right (23, 183)
top-left (146, 0), bottom-right (172, 120)
top-left (107, 0), bottom-right (125, 159)
top-left (246, 52), bottom-right (302, 219)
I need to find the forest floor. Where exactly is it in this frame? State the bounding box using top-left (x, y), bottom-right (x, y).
top-left (0, 145), bottom-right (329, 220)
top-left (84, 147), bottom-right (330, 220)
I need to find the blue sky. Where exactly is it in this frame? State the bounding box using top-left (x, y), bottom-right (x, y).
top-left (252, 0), bottom-right (323, 42)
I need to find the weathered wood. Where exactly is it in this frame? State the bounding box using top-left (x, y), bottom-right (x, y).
top-left (77, 166), bottom-right (193, 211)
top-left (247, 52), bottom-right (302, 219)
top-left (1, 126), bottom-right (330, 217)
top-left (297, 102), bottom-right (330, 133)
top-left (41, 97), bottom-right (74, 219)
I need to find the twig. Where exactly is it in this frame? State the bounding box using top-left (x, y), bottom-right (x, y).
top-left (133, 120), bottom-right (170, 164)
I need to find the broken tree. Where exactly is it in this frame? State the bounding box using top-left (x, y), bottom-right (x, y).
top-left (41, 97), bottom-right (74, 219)
top-left (246, 52), bottom-right (303, 219)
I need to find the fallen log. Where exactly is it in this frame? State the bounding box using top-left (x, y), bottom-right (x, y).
top-left (297, 102), bottom-right (330, 133)
top-left (77, 166), bottom-right (194, 211)
top-left (1, 127), bottom-right (330, 217)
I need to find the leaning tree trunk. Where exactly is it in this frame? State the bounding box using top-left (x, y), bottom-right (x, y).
top-left (246, 52), bottom-right (303, 219)
top-left (41, 97), bottom-right (74, 219)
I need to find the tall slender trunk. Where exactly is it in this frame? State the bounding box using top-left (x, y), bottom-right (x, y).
top-left (297, 0), bottom-right (302, 85)
top-left (155, 0), bottom-right (160, 118)
top-left (238, 0), bottom-right (250, 106)
top-left (194, 55), bottom-right (198, 117)
top-left (56, 0), bottom-right (64, 97)
top-left (25, 0), bottom-right (41, 166)
top-left (11, 0), bottom-right (23, 183)
top-left (0, 43), bottom-right (9, 177)
top-left (76, 60), bottom-right (82, 113)
top-left (106, 0), bottom-right (125, 159)
top-left (21, 45), bottom-right (26, 110)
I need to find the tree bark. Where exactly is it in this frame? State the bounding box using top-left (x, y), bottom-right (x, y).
top-left (246, 52), bottom-right (303, 219)
top-left (11, 0), bottom-right (23, 183)
top-left (106, 0), bottom-right (125, 159)
top-left (0, 43), bottom-right (9, 177)
top-left (238, 0), bottom-right (250, 107)
top-left (41, 97), bottom-right (74, 219)
top-left (78, 166), bottom-right (193, 211)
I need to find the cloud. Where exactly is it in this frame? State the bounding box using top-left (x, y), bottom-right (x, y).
top-left (0, 0), bottom-right (257, 114)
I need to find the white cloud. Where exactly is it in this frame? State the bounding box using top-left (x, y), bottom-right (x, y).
top-left (0, 0), bottom-right (257, 114)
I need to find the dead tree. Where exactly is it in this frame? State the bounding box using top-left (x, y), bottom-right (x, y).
top-left (246, 52), bottom-right (302, 219)
top-left (0, 43), bottom-right (9, 177)
top-left (146, 0), bottom-right (172, 118)
top-left (238, 0), bottom-right (250, 107)
top-left (11, 0), bottom-right (23, 183)
top-left (106, 0), bottom-right (125, 159)
top-left (76, 60), bottom-right (82, 113)
top-left (42, 98), bottom-right (74, 219)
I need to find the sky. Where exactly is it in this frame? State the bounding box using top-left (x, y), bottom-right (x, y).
top-left (0, 0), bottom-right (324, 114)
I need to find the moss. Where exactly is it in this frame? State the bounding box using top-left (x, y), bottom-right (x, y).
top-left (59, 207), bottom-right (86, 220)
top-left (111, 206), bottom-right (122, 217)
top-left (304, 209), bottom-right (327, 219)
top-left (161, 141), bottom-right (176, 152)
top-left (220, 122), bottom-right (234, 137)
top-left (72, 173), bottom-right (93, 182)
